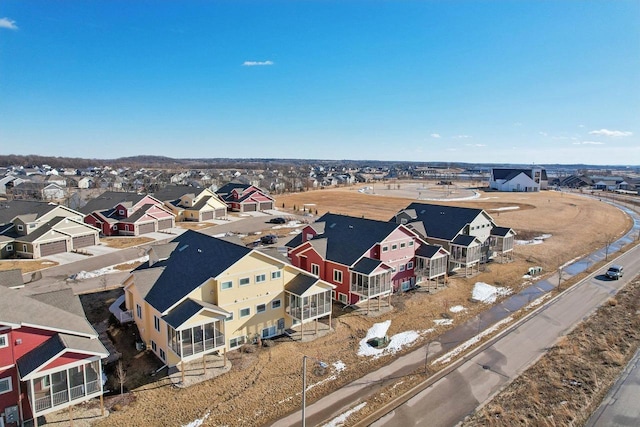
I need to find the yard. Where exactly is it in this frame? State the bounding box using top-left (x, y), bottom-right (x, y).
top-left (101, 236), bottom-right (155, 249)
top-left (83, 185), bottom-right (632, 427)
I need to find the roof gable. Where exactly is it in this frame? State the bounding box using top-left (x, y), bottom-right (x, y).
top-left (395, 203), bottom-right (486, 241)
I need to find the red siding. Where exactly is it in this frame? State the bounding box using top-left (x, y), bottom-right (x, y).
top-left (41, 352), bottom-right (90, 371)
top-left (0, 330), bottom-right (13, 367)
top-left (0, 366), bottom-right (19, 417)
top-left (11, 327), bottom-right (56, 360)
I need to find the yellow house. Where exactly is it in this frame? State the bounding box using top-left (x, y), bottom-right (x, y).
top-left (152, 185), bottom-right (228, 222)
top-left (123, 230), bottom-right (334, 368)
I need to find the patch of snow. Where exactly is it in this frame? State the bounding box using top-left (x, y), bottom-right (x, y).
top-left (70, 255), bottom-right (148, 280)
top-left (432, 316), bottom-right (514, 365)
top-left (525, 293), bottom-right (552, 310)
top-left (182, 412), bottom-right (210, 427)
top-left (450, 305), bottom-right (466, 313)
top-left (333, 360), bottom-right (346, 373)
top-left (434, 319), bottom-right (454, 326)
top-left (559, 255), bottom-right (582, 270)
top-left (322, 402), bottom-right (367, 427)
top-left (358, 322), bottom-right (422, 359)
top-left (516, 234), bottom-right (552, 246)
top-left (522, 274), bottom-right (532, 279)
top-left (472, 282), bottom-right (512, 304)
top-left (490, 206), bottom-right (520, 211)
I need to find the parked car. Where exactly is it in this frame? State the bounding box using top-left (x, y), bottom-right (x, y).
top-left (268, 217), bottom-right (286, 224)
top-left (260, 234), bottom-right (278, 244)
top-left (605, 265), bottom-right (624, 280)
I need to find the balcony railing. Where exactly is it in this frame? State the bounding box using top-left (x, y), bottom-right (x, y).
top-left (351, 282), bottom-right (392, 298)
top-left (179, 335), bottom-right (225, 358)
top-left (33, 380), bottom-right (100, 413)
top-left (288, 303), bottom-right (331, 320)
top-left (119, 310), bottom-right (134, 323)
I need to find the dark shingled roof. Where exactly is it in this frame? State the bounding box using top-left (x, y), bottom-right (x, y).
top-left (451, 234), bottom-right (478, 247)
top-left (0, 200), bottom-right (61, 225)
top-left (163, 299), bottom-right (202, 329)
top-left (285, 274), bottom-right (318, 296)
top-left (415, 244), bottom-right (444, 258)
top-left (352, 257), bottom-right (384, 275)
top-left (119, 204), bottom-right (154, 223)
top-left (79, 191), bottom-right (148, 214)
top-left (12, 216), bottom-right (66, 242)
top-left (152, 185), bottom-right (202, 202)
top-left (491, 226), bottom-right (514, 237)
top-left (17, 334), bottom-right (66, 378)
top-left (142, 230), bottom-right (252, 313)
top-left (304, 213), bottom-right (400, 266)
top-left (216, 182), bottom-right (251, 196)
top-left (394, 203), bottom-right (487, 241)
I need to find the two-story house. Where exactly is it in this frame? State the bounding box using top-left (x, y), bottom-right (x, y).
top-left (0, 277), bottom-right (108, 427)
top-left (81, 191), bottom-right (175, 236)
top-left (216, 183), bottom-right (275, 213)
top-left (286, 213), bottom-right (449, 310)
top-left (392, 203), bottom-right (516, 276)
top-left (152, 185), bottom-right (227, 222)
top-left (123, 230), bottom-right (334, 370)
top-left (0, 200), bottom-right (100, 259)
top-left (489, 167), bottom-right (548, 192)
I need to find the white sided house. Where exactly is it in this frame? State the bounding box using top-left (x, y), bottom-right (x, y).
top-left (489, 167), bottom-right (548, 192)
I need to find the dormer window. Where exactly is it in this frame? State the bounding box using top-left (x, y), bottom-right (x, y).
top-left (119, 209), bottom-right (125, 216)
top-left (17, 225), bottom-right (23, 231)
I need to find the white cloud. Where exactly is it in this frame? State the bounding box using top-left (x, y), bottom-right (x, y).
top-left (430, 133), bottom-right (441, 138)
top-left (0, 17), bottom-right (18, 30)
top-left (465, 143), bottom-right (486, 147)
top-left (573, 141), bottom-right (604, 145)
top-left (539, 131), bottom-right (548, 137)
top-left (453, 134), bottom-right (471, 139)
top-left (589, 129), bottom-right (632, 137)
top-left (578, 124), bottom-right (585, 128)
top-left (242, 60), bottom-right (274, 66)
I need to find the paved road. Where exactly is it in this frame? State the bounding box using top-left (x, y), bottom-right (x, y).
top-left (585, 347), bottom-right (640, 427)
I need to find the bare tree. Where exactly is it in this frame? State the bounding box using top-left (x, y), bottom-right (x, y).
top-left (115, 361), bottom-right (127, 395)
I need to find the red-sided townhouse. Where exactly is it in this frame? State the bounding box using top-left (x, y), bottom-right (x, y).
top-left (80, 191), bottom-right (175, 236)
top-left (215, 183), bottom-right (275, 213)
top-left (0, 272), bottom-right (108, 427)
top-left (286, 213), bottom-right (449, 311)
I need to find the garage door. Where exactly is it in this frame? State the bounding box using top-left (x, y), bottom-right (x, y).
top-left (40, 240), bottom-right (68, 257)
top-left (243, 203), bottom-right (257, 212)
top-left (215, 208), bottom-right (226, 219)
top-left (201, 211), bottom-right (214, 221)
top-left (138, 222), bottom-right (155, 234)
top-left (73, 234), bottom-right (96, 249)
top-left (259, 202), bottom-right (273, 211)
top-left (158, 219), bottom-right (173, 230)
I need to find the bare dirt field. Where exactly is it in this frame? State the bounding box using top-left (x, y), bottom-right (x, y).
top-left (463, 276), bottom-right (640, 427)
top-left (83, 184), bottom-right (632, 427)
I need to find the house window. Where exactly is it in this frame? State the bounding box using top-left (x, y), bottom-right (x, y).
top-left (240, 308), bottom-right (250, 318)
top-left (311, 264), bottom-right (320, 276)
top-left (136, 304), bottom-right (142, 319)
top-left (399, 264), bottom-right (405, 272)
top-left (22, 244), bottom-right (27, 252)
top-left (151, 340), bottom-right (157, 352)
top-left (407, 261), bottom-right (414, 270)
top-left (29, 223), bottom-right (36, 229)
top-left (229, 336), bottom-right (246, 348)
top-left (17, 224), bottom-right (23, 231)
top-left (154, 316), bottom-right (160, 332)
top-left (400, 242), bottom-right (406, 248)
top-left (333, 269), bottom-right (343, 283)
top-left (119, 209), bottom-right (125, 215)
top-left (221, 281), bottom-right (233, 290)
top-left (262, 325), bottom-right (277, 338)
top-left (240, 277), bottom-right (250, 286)
top-left (338, 293), bottom-right (348, 304)
top-left (160, 349), bottom-right (166, 361)
top-left (0, 334), bottom-right (7, 348)
top-left (257, 304), bottom-right (266, 313)
top-left (271, 271), bottom-right (281, 280)
top-left (255, 274), bottom-right (266, 283)
top-left (332, 291), bottom-right (336, 299)
top-left (391, 244), bottom-right (398, 250)
top-left (0, 377), bottom-right (12, 395)
top-left (382, 246), bottom-right (388, 252)
top-left (272, 299), bottom-right (281, 309)
top-left (226, 311), bottom-right (234, 322)
top-left (6, 244), bottom-right (13, 252)
top-left (408, 241), bottom-right (414, 247)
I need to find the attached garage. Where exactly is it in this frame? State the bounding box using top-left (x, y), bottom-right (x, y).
top-left (73, 234), bottom-right (97, 249)
top-left (157, 218), bottom-right (173, 230)
top-left (259, 202), bottom-right (273, 211)
top-left (40, 240), bottom-right (68, 257)
top-left (243, 203), bottom-right (257, 212)
top-left (201, 211), bottom-right (214, 221)
top-left (138, 222), bottom-right (156, 235)
top-left (215, 208), bottom-right (226, 218)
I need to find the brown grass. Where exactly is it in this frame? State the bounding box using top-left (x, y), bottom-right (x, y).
top-left (101, 236), bottom-right (155, 249)
top-left (90, 185), bottom-right (632, 427)
top-left (0, 259), bottom-right (58, 273)
top-left (464, 277), bottom-right (640, 427)
top-left (176, 222), bottom-right (215, 231)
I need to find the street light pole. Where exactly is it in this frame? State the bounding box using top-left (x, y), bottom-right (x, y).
top-left (302, 355), bottom-right (307, 427)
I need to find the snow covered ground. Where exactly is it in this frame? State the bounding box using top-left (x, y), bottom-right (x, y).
top-left (515, 233), bottom-right (552, 246)
top-left (322, 402), bottom-right (367, 427)
top-left (472, 282), bottom-right (512, 303)
top-left (450, 305), bottom-right (466, 313)
top-left (69, 255), bottom-right (149, 280)
top-left (181, 412), bottom-right (209, 427)
top-left (357, 320), bottom-right (424, 359)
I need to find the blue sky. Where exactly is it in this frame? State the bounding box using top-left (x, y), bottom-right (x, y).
top-left (1, 1), bottom-right (638, 165)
